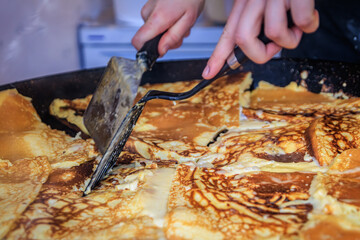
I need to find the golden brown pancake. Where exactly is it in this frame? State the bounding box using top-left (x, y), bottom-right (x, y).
top-left (330, 148), bottom-right (360, 172)
top-left (0, 89), bottom-right (44, 132)
top-left (126, 73), bottom-right (252, 162)
top-left (15, 72), bottom-right (360, 239)
top-left (49, 95), bottom-right (92, 135)
top-left (208, 122), bottom-right (312, 167)
top-left (241, 107), bottom-right (315, 124)
top-left (301, 215), bottom-right (360, 240)
top-left (248, 81), bottom-right (360, 116)
top-left (166, 164), bottom-right (314, 240)
top-left (302, 150), bottom-right (360, 239)
top-left (7, 157), bottom-right (174, 240)
top-left (306, 114), bottom-right (360, 166)
top-left (0, 89), bottom-right (97, 169)
top-left (0, 157), bottom-right (51, 239)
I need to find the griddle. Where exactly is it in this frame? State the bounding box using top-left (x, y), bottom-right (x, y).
top-left (1, 58), bottom-right (360, 136)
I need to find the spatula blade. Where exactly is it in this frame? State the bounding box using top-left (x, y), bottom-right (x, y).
top-left (83, 57), bottom-right (145, 154)
top-left (83, 101), bottom-right (147, 195)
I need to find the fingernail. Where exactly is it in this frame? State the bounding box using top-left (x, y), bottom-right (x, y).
top-left (202, 65), bottom-right (210, 77)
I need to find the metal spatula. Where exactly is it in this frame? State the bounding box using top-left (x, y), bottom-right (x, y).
top-left (83, 13), bottom-right (295, 194)
top-left (83, 46), bottom-right (246, 195)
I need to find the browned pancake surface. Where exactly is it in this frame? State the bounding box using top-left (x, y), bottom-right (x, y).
top-left (248, 81), bottom-right (360, 116)
top-left (307, 115), bottom-right (360, 166)
top-left (7, 158), bottom-right (166, 239)
top-left (209, 122), bottom-right (310, 167)
top-left (166, 165), bottom-right (314, 239)
top-left (0, 157), bottom-right (51, 239)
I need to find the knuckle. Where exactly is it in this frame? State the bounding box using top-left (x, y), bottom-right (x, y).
top-left (221, 27), bottom-right (233, 39)
top-left (140, 7), bottom-right (148, 20)
top-left (264, 26), bottom-right (282, 41)
top-left (294, 14), bottom-right (314, 29)
top-left (287, 40), bottom-right (300, 49)
top-left (253, 56), bottom-right (268, 64)
top-left (167, 32), bottom-right (182, 45)
top-left (185, 11), bottom-right (197, 24)
top-left (150, 11), bottom-right (167, 24)
top-left (234, 32), bottom-right (249, 47)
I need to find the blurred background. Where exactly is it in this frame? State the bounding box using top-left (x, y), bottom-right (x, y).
top-left (0, 0), bottom-right (232, 85)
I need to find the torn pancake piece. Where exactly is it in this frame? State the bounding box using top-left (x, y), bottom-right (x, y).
top-left (49, 95), bottom-right (92, 135)
top-left (0, 157), bottom-right (51, 239)
top-left (306, 114), bottom-right (360, 166)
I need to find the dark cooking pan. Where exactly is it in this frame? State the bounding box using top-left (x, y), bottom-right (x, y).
top-left (1, 58), bottom-right (360, 136)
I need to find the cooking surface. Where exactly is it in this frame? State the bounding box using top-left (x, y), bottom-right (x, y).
top-left (2, 58), bottom-right (360, 239)
top-left (1, 58), bottom-right (360, 136)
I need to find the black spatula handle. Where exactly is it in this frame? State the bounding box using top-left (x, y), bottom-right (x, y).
top-left (136, 32), bottom-right (165, 70)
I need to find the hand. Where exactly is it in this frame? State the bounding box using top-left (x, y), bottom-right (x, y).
top-left (132, 0), bottom-right (205, 57)
top-left (202, 0), bottom-right (319, 79)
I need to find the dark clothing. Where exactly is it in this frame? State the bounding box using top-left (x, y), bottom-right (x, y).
top-left (282, 0), bottom-right (360, 63)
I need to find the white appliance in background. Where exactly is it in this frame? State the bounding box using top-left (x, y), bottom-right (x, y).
top-left (78, 25), bottom-right (223, 69)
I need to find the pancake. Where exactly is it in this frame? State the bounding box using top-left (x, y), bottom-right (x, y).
top-left (300, 215), bottom-right (360, 240)
top-left (300, 149), bottom-right (360, 239)
top-left (165, 164), bottom-right (314, 240)
top-left (6, 157), bottom-right (175, 240)
top-left (330, 148), bottom-right (360, 172)
top-left (207, 122), bottom-right (314, 167)
top-left (0, 89), bottom-right (97, 169)
top-left (0, 89), bottom-right (44, 132)
top-left (11, 72), bottom-right (360, 239)
top-left (49, 95), bottom-right (92, 135)
top-left (126, 73), bottom-right (251, 162)
top-left (247, 81), bottom-right (360, 116)
top-left (306, 114), bottom-right (360, 166)
top-left (0, 157), bottom-right (51, 239)
top-left (241, 107), bottom-right (315, 124)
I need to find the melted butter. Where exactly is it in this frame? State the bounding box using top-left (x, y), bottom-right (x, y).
top-left (138, 168), bottom-right (176, 227)
top-left (116, 170), bottom-right (153, 191)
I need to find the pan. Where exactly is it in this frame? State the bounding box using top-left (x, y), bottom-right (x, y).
top-left (1, 58), bottom-right (360, 136)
